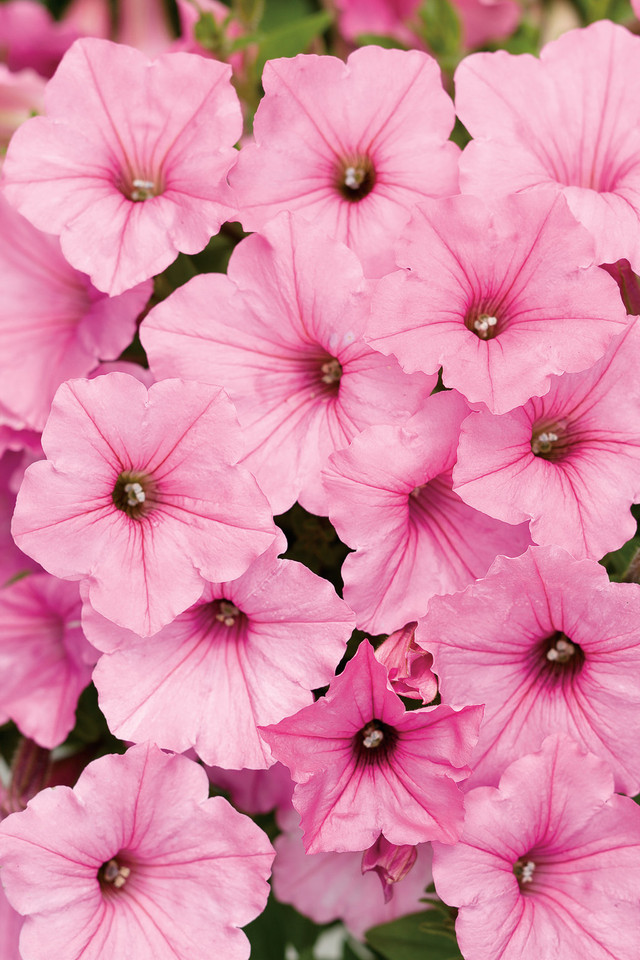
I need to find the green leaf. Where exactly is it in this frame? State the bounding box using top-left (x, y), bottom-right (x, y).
top-left (193, 11), bottom-right (229, 54)
top-left (253, 10), bottom-right (334, 72)
top-left (245, 892), bottom-right (328, 960)
top-left (354, 33), bottom-right (409, 50)
top-left (415, 0), bottom-right (461, 60)
top-left (366, 910), bottom-right (463, 960)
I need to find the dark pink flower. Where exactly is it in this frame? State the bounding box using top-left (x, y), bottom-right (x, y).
top-left (0, 743), bottom-right (275, 960)
top-left (228, 46), bottom-right (459, 277)
top-left (374, 622), bottom-right (437, 702)
top-left (323, 390), bottom-right (530, 633)
top-left (12, 374), bottom-right (276, 637)
top-left (3, 38), bottom-right (242, 294)
top-left (86, 537), bottom-right (354, 768)
top-left (432, 736), bottom-right (640, 960)
top-left (142, 213), bottom-right (435, 515)
top-left (260, 640), bottom-right (483, 853)
top-left (0, 0), bottom-right (80, 77)
top-left (452, 319), bottom-right (640, 559)
top-left (367, 192), bottom-right (628, 414)
top-left (418, 545), bottom-right (640, 793)
top-left (456, 21), bottom-right (640, 271)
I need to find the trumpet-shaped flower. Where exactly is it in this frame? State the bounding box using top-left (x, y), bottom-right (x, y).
top-left (432, 736), bottom-right (640, 960)
top-left (2, 38), bottom-right (242, 295)
top-left (367, 192), bottom-right (628, 414)
top-left (456, 21), bottom-right (640, 272)
top-left (11, 373), bottom-right (276, 637)
top-left (0, 743), bottom-right (275, 960)
top-left (260, 640), bottom-right (483, 854)
top-left (228, 46), bottom-right (459, 277)
top-left (418, 546), bottom-right (640, 794)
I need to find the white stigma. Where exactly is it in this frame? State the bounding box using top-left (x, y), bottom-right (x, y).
top-left (103, 859), bottom-right (131, 889)
top-left (321, 359), bottom-right (342, 384)
top-left (520, 860), bottom-right (535, 884)
top-left (546, 637), bottom-right (575, 663)
top-left (131, 178), bottom-right (155, 201)
top-left (124, 482), bottom-right (145, 506)
top-left (344, 165), bottom-right (364, 190)
top-left (473, 315), bottom-right (498, 337)
top-left (363, 727), bottom-right (384, 749)
top-left (216, 601), bottom-right (241, 627)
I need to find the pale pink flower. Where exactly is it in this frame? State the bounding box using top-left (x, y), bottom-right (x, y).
top-left (0, 885), bottom-right (22, 960)
top-left (0, 195), bottom-right (150, 432)
top-left (86, 537), bottom-right (354, 768)
top-left (2, 38), bottom-right (242, 295)
top-left (116, 0), bottom-right (174, 57)
top-left (62, 0), bottom-right (111, 39)
top-left (0, 572), bottom-right (96, 749)
top-left (457, 21), bottom-right (640, 272)
top-left (453, 319), bottom-right (640, 559)
top-left (273, 806), bottom-right (434, 939)
top-left (323, 390), bottom-right (530, 633)
top-left (0, 444), bottom-right (41, 586)
top-left (228, 46), bottom-right (459, 277)
top-left (418, 545), bottom-right (640, 793)
top-left (260, 640), bottom-right (483, 853)
top-left (432, 736), bottom-right (640, 960)
top-left (142, 214), bottom-right (435, 515)
top-left (206, 763), bottom-right (294, 816)
top-left (12, 374), bottom-right (276, 637)
top-left (0, 743), bottom-right (275, 960)
top-left (367, 192), bottom-right (628, 414)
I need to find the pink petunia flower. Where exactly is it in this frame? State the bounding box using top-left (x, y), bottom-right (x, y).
top-left (0, 0), bottom-right (80, 77)
top-left (2, 37), bottom-right (242, 295)
top-left (0, 65), bottom-right (45, 156)
top-left (228, 46), bottom-right (460, 277)
top-left (273, 804), bottom-right (434, 939)
top-left (0, 742), bottom-right (275, 960)
top-left (11, 373), bottom-right (276, 637)
top-left (142, 213), bottom-right (435, 515)
top-left (452, 318), bottom-right (640, 559)
top-left (323, 390), bottom-right (530, 633)
top-left (417, 545), bottom-right (640, 794)
top-left (260, 640), bottom-right (483, 853)
top-left (367, 192), bottom-right (629, 414)
top-left (431, 736), bottom-right (640, 960)
top-left (456, 20), bottom-right (640, 272)
top-left (86, 536), bottom-right (354, 769)
top-left (374, 622), bottom-right (438, 703)
top-left (0, 572), bottom-right (96, 749)
top-left (0, 195), bottom-right (151, 432)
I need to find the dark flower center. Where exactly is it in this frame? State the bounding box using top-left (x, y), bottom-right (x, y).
top-left (98, 856), bottom-right (131, 892)
top-left (464, 305), bottom-right (501, 340)
top-left (196, 598), bottom-right (247, 636)
top-left (320, 357), bottom-right (342, 386)
top-left (112, 470), bottom-right (156, 520)
top-left (352, 719), bottom-right (398, 767)
top-left (530, 424), bottom-right (570, 461)
top-left (336, 155), bottom-right (376, 202)
top-left (530, 630), bottom-right (585, 690)
top-left (513, 855), bottom-right (536, 890)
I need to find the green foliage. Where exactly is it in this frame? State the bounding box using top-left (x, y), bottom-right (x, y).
top-left (572, 0), bottom-right (633, 23)
top-left (355, 34), bottom-right (409, 50)
top-left (276, 503), bottom-right (350, 594)
top-left (366, 909), bottom-right (463, 960)
top-left (245, 891), bottom-right (329, 960)
top-left (230, 9), bottom-right (334, 73)
top-left (415, 0), bottom-right (462, 70)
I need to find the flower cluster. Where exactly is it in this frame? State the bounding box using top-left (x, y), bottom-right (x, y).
top-left (1, 2), bottom-right (640, 959)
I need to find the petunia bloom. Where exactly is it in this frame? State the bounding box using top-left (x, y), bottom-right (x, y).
top-left (456, 20), bottom-right (640, 272)
top-left (367, 192), bottom-right (629, 414)
top-left (0, 742), bottom-right (275, 960)
top-left (2, 38), bottom-right (242, 295)
top-left (260, 640), bottom-right (483, 854)
top-left (228, 46), bottom-right (459, 277)
top-left (417, 545), bottom-right (640, 794)
top-left (323, 389), bottom-right (530, 633)
top-left (142, 213), bottom-right (435, 515)
top-left (452, 318), bottom-right (640, 559)
top-left (431, 736), bottom-right (640, 960)
top-left (12, 373), bottom-right (276, 637)
top-left (86, 536), bottom-right (355, 769)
